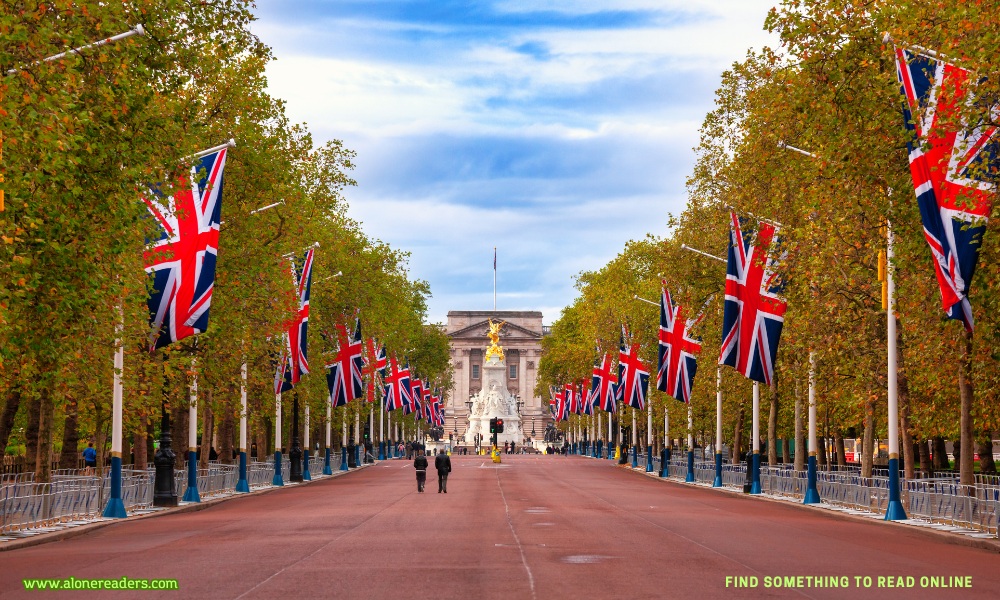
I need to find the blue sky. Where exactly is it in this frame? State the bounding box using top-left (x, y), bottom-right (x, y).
top-left (251, 0), bottom-right (779, 324)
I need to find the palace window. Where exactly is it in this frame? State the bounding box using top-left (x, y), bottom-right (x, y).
top-left (509, 364), bottom-right (518, 379)
top-left (472, 364), bottom-right (480, 379)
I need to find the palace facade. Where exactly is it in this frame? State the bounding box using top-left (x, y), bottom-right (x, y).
top-left (444, 311), bottom-right (549, 444)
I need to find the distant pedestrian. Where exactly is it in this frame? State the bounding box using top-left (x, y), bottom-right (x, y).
top-left (435, 450), bottom-right (452, 493)
top-left (413, 450), bottom-right (428, 493)
top-left (82, 442), bottom-right (97, 475)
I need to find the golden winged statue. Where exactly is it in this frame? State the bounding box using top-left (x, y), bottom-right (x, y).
top-left (485, 318), bottom-right (506, 362)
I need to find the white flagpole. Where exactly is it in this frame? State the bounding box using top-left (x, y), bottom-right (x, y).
top-left (493, 247), bottom-right (497, 312)
top-left (885, 216), bottom-right (906, 520)
top-left (235, 361), bottom-right (249, 492)
top-left (303, 403), bottom-right (311, 479)
top-left (685, 404), bottom-right (694, 482)
top-left (750, 381), bottom-right (761, 493)
top-left (324, 401), bottom-right (333, 475)
top-left (272, 391), bottom-right (284, 485)
top-left (714, 366), bottom-right (723, 487)
top-left (7, 25), bottom-right (145, 75)
top-left (183, 361), bottom-right (200, 502)
top-left (804, 353), bottom-right (820, 503)
top-left (102, 303), bottom-right (126, 517)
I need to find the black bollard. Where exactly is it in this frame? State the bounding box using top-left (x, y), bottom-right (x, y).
top-left (153, 401), bottom-right (178, 507)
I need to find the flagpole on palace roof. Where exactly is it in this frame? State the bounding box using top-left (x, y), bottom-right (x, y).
top-left (493, 247), bottom-right (497, 312)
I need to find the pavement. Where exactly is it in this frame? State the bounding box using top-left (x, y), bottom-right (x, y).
top-left (2, 455), bottom-right (999, 599)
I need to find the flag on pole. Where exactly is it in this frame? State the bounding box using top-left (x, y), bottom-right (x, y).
top-left (274, 247), bottom-right (316, 394)
top-left (383, 354), bottom-right (411, 411)
top-left (325, 316), bottom-right (364, 406)
top-left (580, 381), bottom-right (593, 416)
top-left (410, 377), bottom-right (424, 417)
top-left (590, 351), bottom-right (618, 413)
top-left (894, 44), bottom-right (999, 331)
top-left (719, 211), bottom-right (787, 385)
top-left (657, 283), bottom-right (706, 404)
top-left (143, 147), bottom-right (228, 351)
top-left (615, 325), bottom-right (650, 410)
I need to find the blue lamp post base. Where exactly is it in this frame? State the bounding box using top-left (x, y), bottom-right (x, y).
top-left (102, 456), bottom-right (127, 518)
top-left (235, 451), bottom-right (250, 493)
top-left (183, 451), bottom-right (201, 502)
top-left (272, 451), bottom-right (284, 487)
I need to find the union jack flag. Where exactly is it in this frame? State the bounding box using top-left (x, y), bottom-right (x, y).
top-left (431, 393), bottom-right (443, 426)
top-left (895, 45), bottom-right (999, 331)
top-left (590, 351), bottom-right (617, 413)
top-left (657, 283), bottom-right (706, 404)
top-left (423, 388), bottom-right (433, 423)
top-left (143, 147), bottom-right (228, 351)
top-left (383, 354), bottom-right (411, 412)
top-left (719, 211), bottom-right (786, 385)
top-left (580, 381), bottom-right (593, 416)
top-left (399, 361), bottom-right (415, 415)
top-left (554, 387), bottom-right (569, 421)
top-left (410, 377), bottom-right (424, 417)
top-left (274, 247), bottom-right (316, 394)
top-left (362, 337), bottom-right (387, 403)
top-left (615, 325), bottom-right (650, 410)
top-left (325, 316), bottom-right (364, 406)
top-left (365, 338), bottom-right (388, 377)
top-left (566, 383), bottom-right (578, 415)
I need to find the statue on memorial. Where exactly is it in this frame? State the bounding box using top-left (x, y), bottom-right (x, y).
top-left (485, 318), bottom-right (506, 362)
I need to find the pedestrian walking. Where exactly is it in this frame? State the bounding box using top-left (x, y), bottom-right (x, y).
top-left (82, 442), bottom-right (97, 475)
top-left (413, 449), bottom-right (428, 492)
top-left (435, 450), bottom-right (451, 493)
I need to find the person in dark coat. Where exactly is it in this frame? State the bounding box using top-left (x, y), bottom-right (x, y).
top-left (435, 451), bottom-right (452, 493)
top-left (413, 450), bottom-right (428, 492)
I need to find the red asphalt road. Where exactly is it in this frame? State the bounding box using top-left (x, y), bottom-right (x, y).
top-left (2, 455), bottom-right (999, 600)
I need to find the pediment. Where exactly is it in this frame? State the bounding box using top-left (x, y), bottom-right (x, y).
top-left (449, 319), bottom-right (542, 340)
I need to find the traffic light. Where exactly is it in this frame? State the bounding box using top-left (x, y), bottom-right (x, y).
top-left (496, 418), bottom-right (505, 433)
top-left (489, 417), bottom-right (497, 434)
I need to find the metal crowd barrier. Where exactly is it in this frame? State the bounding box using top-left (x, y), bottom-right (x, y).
top-left (1, 457), bottom-right (331, 536)
top-left (603, 451), bottom-right (999, 537)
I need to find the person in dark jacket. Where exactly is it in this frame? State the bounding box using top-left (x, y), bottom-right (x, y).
top-left (435, 451), bottom-right (452, 493)
top-left (413, 450), bottom-right (428, 492)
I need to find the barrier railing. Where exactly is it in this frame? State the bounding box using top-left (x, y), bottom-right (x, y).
top-left (597, 451), bottom-right (999, 537)
top-left (2, 456), bottom-right (361, 536)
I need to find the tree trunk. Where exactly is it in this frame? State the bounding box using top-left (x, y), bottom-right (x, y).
top-left (896, 325), bottom-right (915, 479)
top-left (782, 438), bottom-right (791, 466)
top-left (732, 405), bottom-right (745, 463)
top-left (977, 437), bottom-right (996, 475)
top-left (199, 390), bottom-right (213, 469)
top-left (835, 432), bottom-right (847, 467)
top-left (133, 413), bottom-right (148, 468)
top-left (794, 380), bottom-right (804, 471)
top-left (35, 386), bottom-right (56, 483)
top-left (899, 387), bottom-right (915, 480)
top-left (817, 435), bottom-right (827, 468)
top-left (932, 437), bottom-right (948, 470)
top-left (59, 398), bottom-right (79, 469)
top-left (24, 394), bottom-right (42, 472)
top-left (218, 408), bottom-right (235, 464)
top-left (94, 416), bottom-right (109, 477)
top-left (0, 386), bottom-right (21, 453)
top-left (861, 396), bottom-right (875, 478)
top-left (918, 437), bottom-right (933, 477)
top-left (173, 401), bottom-right (187, 469)
top-left (957, 329), bottom-right (975, 486)
top-left (767, 382), bottom-right (778, 466)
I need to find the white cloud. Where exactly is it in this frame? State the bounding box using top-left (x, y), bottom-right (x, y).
top-left (252, 0), bottom-right (780, 324)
